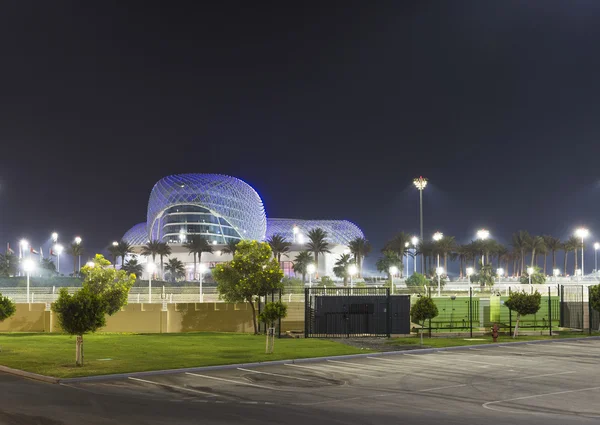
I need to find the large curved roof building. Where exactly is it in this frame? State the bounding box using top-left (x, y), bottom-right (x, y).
top-left (122, 173), bottom-right (365, 278)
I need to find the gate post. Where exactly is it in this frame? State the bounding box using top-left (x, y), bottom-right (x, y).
top-left (559, 285), bottom-right (564, 327)
top-left (589, 286), bottom-right (592, 336)
top-left (304, 287), bottom-right (309, 339)
top-left (386, 288), bottom-right (391, 338)
top-left (548, 286), bottom-right (552, 336)
top-left (509, 286), bottom-right (512, 336)
top-left (469, 287), bottom-right (473, 338)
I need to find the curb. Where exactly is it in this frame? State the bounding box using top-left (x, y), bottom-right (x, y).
top-left (5, 335), bottom-right (600, 384)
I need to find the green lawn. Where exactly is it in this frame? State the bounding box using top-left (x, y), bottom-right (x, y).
top-left (0, 332), bottom-right (368, 378)
top-left (387, 332), bottom-right (600, 349)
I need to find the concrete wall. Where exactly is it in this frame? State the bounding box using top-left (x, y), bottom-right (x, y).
top-left (0, 303), bottom-right (48, 332)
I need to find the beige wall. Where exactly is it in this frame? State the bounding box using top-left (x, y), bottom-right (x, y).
top-left (0, 303), bottom-right (47, 332)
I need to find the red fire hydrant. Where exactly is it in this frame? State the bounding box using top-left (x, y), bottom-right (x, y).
top-left (491, 323), bottom-right (499, 342)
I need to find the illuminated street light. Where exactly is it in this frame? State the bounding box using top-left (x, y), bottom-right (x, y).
top-left (466, 267), bottom-right (474, 283)
top-left (497, 268), bottom-right (504, 283)
top-left (297, 234), bottom-right (305, 245)
top-left (74, 236), bottom-right (82, 272)
top-left (146, 262), bottom-right (156, 303)
top-left (293, 225), bottom-right (299, 243)
top-left (595, 243), bottom-right (600, 273)
top-left (411, 236), bottom-right (419, 273)
top-left (54, 244), bottom-right (63, 274)
top-left (477, 229), bottom-right (490, 265)
top-left (23, 259), bottom-right (35, 303)
top-left (553, 268), bottom-right (560, 284)
top-left (86, 261), bottom-right (95, 268)
top-left (436, 266), bottom-right (444, 297)
top-left (51, 232), bottom-right (58, 243)
top-left (112, 241), bottom-right (119, 247)
top-left (527, 267), bottom-right (534, 285)
top-left (575, 228), bottom-right (589, 276)
top-left (433, 232), bottom-right (443, 268)
top-left (348, 264), bottom-right (358, 294)
top-left (389, 266), bottom-right (398, 295)
top-left (19, 239), bottom-right (28, 259)
top-left (307, 263), bottom-right (316, 287)
top-left (198, 263), bottom-right (208, 302)
top-left (413, 176), bottom-right (428, 273)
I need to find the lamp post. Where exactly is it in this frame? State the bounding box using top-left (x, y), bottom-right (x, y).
top-left (466, 267), bottom-right (474, 284)
top-left (477, 229), bottom-right (490, 265)
top-left (74, 236), bottom-right (82, 272)
top-left (553, 268), bottom-right (560, 285)
top-left (527, 267), bottom-right (534, 285)
top-left (297, 234), bottom-right (305, 245)
top-left (575, 228), bottom-right (589, 277)
top-left (146, 262), bottom-right (156, 303)
top-left (433, 232), bottom-right (443, 268)
top-left (307, 263), bottom-right (316, 288)
top-left (413, 176), bottom-right (428, 273)
top-left (404, 242), bottom-right (410, 278)
top-left (348, 264), bottom-right (358, 294)
top-left (19, 239), bottom-right (28, 259)
top-left (293, 225), bottom-right (299, 243)
top-left (198, 263), bottom-right (207, 302)
top-left (54, 244), bottom-right (63, 274)
top-left (496, 268), bottom-right (504, 283)
top-left (436, 266), bottom-right (444, 297)
top-left (411, 236), bottom-right (419, 274)
top-left (23, 259), bottom-right (35, 303)
top-left (389, 266), bottom-right (398, 295)
top-left (594, 242), bottom-right (600, 273)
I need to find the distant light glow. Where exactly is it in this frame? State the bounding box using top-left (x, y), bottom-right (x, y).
top-left (347, 264), bottom-right (358, 276)
top-left (54, 244), bottom-right (63, 254)
top-left (411, 236), bottom-right (419, 246)
top-left (433, 232), bottom-right (443, 241)
top-left (496, 268), bottom-right (504, 277)
top-left (477, 229), bottom-right (490, 240)
top-left (466, 267), bottom-right (474, 276)
top-left (20, 239), bottom-right (28, 248)
top-left (527, 267), bottom-right (534, 275)
top-left (51, 232), bottom-right (58, 242)
top-left (553, 268), bottom-right (560, 276)
top-left (575, 228), bottom-right (589, 239)
top-left (23, 259), bottom-right (35, 273)
top-left (297, 234), bottom-right (305, 244)
top-left (594, 242), bottom-right (600, 250)
top-left (413, 176), bottom-right (428, 190)
top-left (389, 266), bottom-right (398, 275)
top-left (436, 267), bottom-right (444, 275)
top-left (307, 264), bottom-right (316, 274)
top-left (293, 225), bottom-right (299, 234)
top-left (74, 236), bottom-right (82, 244)
top-left (198, 263), bottom-right (208, 273)
top-left (146, 262), bottom-right (156, 273)
top-left (86, 261), bottom-right (95, 268)
top-left (112, 241), bottom-right (119, 246)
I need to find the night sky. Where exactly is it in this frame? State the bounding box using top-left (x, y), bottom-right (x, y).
top-left (1, 1), bottom-right (600, 274)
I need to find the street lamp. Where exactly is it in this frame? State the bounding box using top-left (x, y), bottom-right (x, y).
top-left (86, 261), bottom-right (95, 268)
top-left (23, 259), bottom-right (35, 303)
top-left (389, 266), bottom-right (398, 295)
top-left (348, 264), bottom-right (358, 294)
top-left (307, 263), bottom-right (316, 287)
top-left (19, 239), bottom-right (28, 259)
top-left (553, 268), bottom-right (560, 285)
top-left (112, 241), bottom-right (119, 247)
top-left (413, 176), bottom-right (428, 273)
top-left (527, 267), bottom-right (534, 285)
top-left (411, 236), bottom-right (419, 273)
top-left (404, 242), bottom-right (410, 277)
top-left (477, 229), bottom-right (490, 265)
top-left (496, 268), bottom-right (504, 283)
top-left (54, 244), bottom-right (63, 274)
top-left (293, 225), bottom-right (299, 243)
top-left (433, 232), bottom-right (443, 268)
top-left (146, 262), bottom-right (156, 303)
top-left (297, 234), bottom-right (305, 245)
top-left (575, 228), bottom-right (589, 277)
top-left (51, 232), bottom-right (58, 243)
top-left (198, 263), bottom-right (207, 302)
top-left (594, 242), bottom-right (600, 273)
top-left (436, 266), bottom-right (444, 297)
top-left (74, 237), bottom-right (82, 272)
top-left (466, 267), bottom-right (474, 283)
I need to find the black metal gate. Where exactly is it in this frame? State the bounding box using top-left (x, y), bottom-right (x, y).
top-left (560, 285), bottom-right (584, 331)
top-left (304, 287), bottom-right (410, 338)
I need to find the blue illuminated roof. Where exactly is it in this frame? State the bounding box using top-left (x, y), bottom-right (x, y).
top-left (122, 222), bottom-right (149, 246)
top-left (265, 218), bottom-right (364, 246)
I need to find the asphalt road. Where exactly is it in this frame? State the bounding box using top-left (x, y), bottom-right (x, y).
top-left (2, 339), bottom-right (600, 424)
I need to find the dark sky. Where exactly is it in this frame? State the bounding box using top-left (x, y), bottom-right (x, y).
top-left (1, 1), bottom-right (600, 273)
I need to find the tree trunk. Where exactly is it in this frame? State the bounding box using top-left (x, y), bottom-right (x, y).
top-left (531, 250), bottom-right (536, 268)
top-left (76, 334), bottom-right (84, 366)
top-left (574, 250), bottom-right (578, 275)
top-left (552, 251), bottom-right (556, 272)
top-left (160, 254), bottom-right (164, 280)
top-left (521, 250), bottom-right (525, 274)
top-left (444, 254), bottom-right (448, 274)
top-left (343, 276), bottom-right (348, 287)
top-left (564, 252), bottom-right (568, 277)
top-left (513, 313), bottom-right (520, 338)
top-left (543, 254), bottom-right (547, 275)
top-left (314, 252), bottom-right (319, 278)
top-left (459, 257), bottom-right (463, 278)
top-left (193, 252), bottom-right (197, 281)
top-left (302, 272), bottom-right (306, 284)
top-left (249, 299), bottom-right (258, 335)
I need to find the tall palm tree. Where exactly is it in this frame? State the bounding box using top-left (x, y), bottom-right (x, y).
top-left (222, 239), bottom-right (239, 256)
top-left (564, 236), bottom-right (579, 275)
top-left (543, 236), bottom-right (562, 273)
top-left (512, 231), bottom-right (531, 275)
top-left (306, 228), bottom-right (330, 276)
top-left (267, 234), bottom-right (291, 264)
top-left (156, 242), bottom-right (172, 280)
top-left (107, 243), bottom-right (120, 269)
top-left (527, 236), bottom-right (545, 268)
top-left (436, 236), bottom-right (456, 273)
top-left (116, 240), bottom-right (133, 270)
top-left (418, 241), bottom-right (435, 276)
top-left (333, 253), bottom-right (353, 286)
top-left (122, 257), bottom-right (143, 277)
top-left (376, 250), bottom-right (402, 280)
top-left (183, 236), bottom-right (213, 280)
top-left (348, 237), bottom-right (372, 278)
top-left (456, 245), bottom-right (471, 278)
top-left (67, 242), bottom-right (84, 276)
top-left (141, 240), bottom-right (162, 265)
top-left (293, 251), bottom-right (314, 284)
top-left (164, 258), bottom-right (185, 282)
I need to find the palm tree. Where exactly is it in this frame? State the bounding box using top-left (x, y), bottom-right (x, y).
top-left (496, 245), bottom-right (508, 272)
top-left (183, 236), bottom-right (213, 280)
top-left (348, 237), bottom-right (372, 278)
top-left (418, 241), bottom-right (435, 276)
top-left (376, 251), bottom-right (402, 280)
top-left (156, 242), bottom-right (172, 280)
top-left (141, 240), bottom-right (162, 265)
top-left (564, 236), bottom-right (579, 275)
top-left (164, 258), bottom-right (185, 282)
top-left (40, 257), bottom-right (56, 277)
top-left (108, 243), bottom-right (120, 269)
top-left (306, 228), bottom-right (330, 276)
top-left (544, 236), bottom-right (562, 273)
top-left (267, 234), bottom-right (291, 264)
top-left (67, 242), bottom-right (84, 276)
top-left (122, 257), bottom-right (143, 277)
top-left (527, 236), bottom-right (545, 269)
top-left (436, 236), bottom-right (456, 273)
top-left (116, 240), bottom-right (133, 270)
top-left (222, 239), bottom-right (240, 256)
top-left (512, 231), bottom-right (531, 275)
top-left (293, 251), bottom-right (314, 284)
top-left (333, 253), bottom-right (353, 286)
top-left (456, 245), bottom-right (471, 278)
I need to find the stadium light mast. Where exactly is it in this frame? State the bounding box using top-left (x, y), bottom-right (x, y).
top-left (433, 231), bottom-right (443, 268)
top-left (575, 228), bottom-right (589, 277)
top-left (476, 229), bottom-right (490, 265)
top-left (413, 176), bottom-right (428, 273)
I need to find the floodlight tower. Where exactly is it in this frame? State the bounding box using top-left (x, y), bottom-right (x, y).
top-left (413, 176), bottom-right (428, 273)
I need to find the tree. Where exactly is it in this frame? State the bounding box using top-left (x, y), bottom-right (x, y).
top-left (68, 242), bottom-right (84, 276)
top-left (267, 234), bottom-right (291, 264)
top-left (116, 240), bottom-right (133, 269)
top-left (213, 241), bottom-right (284, 334)
top-left (520, 266), bottom-right (546, 285)
top-left (410, 296), bottom-right (438, 345)
top-left (222, 239), bottom-right (240, 256)
top-left (0, 252), bottom-right (18, 277)
top-left (259, 301), bottom-right (288, 353)
top-left (589, 284), bottom-right (600, 331)
top-left (565, 236), bottom-right (580, 275)
top-left (504, 290), bottom-right (541, 338)
top-left (376, 251), bottom-right (402, 280)
top-left (348, 237), bottom-right (372, 277)
top-left (527, 236), bottom-right (545, 269)
top-left (384, 233), bottom-right (411, 276)
top-left (333, 253), bottom-right (353, 286)
top-left (292, 251), bottom-right (313, 284)
top-left (141, 240), bottom-right (162, 266)
top-left (52, 254), bottom-right (135, 365)
top-left (405, 273), bottom-right (428, 293)
top-left (183, 236), bottom-right (213, 280)
top-left (122, 258), bottom-right (143, 277)
top-left (0, 294), bottom-right (16, 322)
top-left (456, 245), bottom-right (471, 278)
top-left (40, 257), bottom-right (57, 277)
top-left (470, 261), bottom-right (495, 288)
top-left (156, 242), bottom-right (172, 280)
top-left (512, 231), bottom-right (531, 275)
top-left (436, 236), bottom-right (456, 272)
top-left (306, 228), bottom-right (330, 276)
top-left (164, 258), bottom-right (185, 282)
top-left (543, 236), bottom-right (562, 273)
top-left (107, 244), bottom-right (120, 269)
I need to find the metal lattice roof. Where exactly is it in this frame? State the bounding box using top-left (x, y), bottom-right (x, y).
top-left (122, 222), bottom-right (149, 246)
top-left (146, 174), bottom-right (267, 242)
top-left (265, 218), bottom-right (364, 246)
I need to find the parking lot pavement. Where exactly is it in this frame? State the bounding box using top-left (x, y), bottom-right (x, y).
top-left (2, 339), bottom-right (600, 424)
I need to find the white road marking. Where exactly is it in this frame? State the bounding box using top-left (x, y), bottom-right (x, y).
top-left (128, 377), bottom-right (219, 397)
top-left (327, 359), bottom-right (401, 371)
top-left (405, 352), bottom-right (509, 367)
top-left (236, 367), bottom-right (312, 382)
top-left (285, 363), bottom-right (384, 379)
top-left (482, 385), bottom-right (600, 413)
top-left (418, 384), bottom-right (467, 392)
top-left (185, 373), bottom-right (279, 390)
top-left (503, 371), bottom-right (576, 381)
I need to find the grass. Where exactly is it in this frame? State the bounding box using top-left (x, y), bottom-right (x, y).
top-left (387, 331), bottom-right (600, 349)
top-left (0, 332), bottom-right (368, 378)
